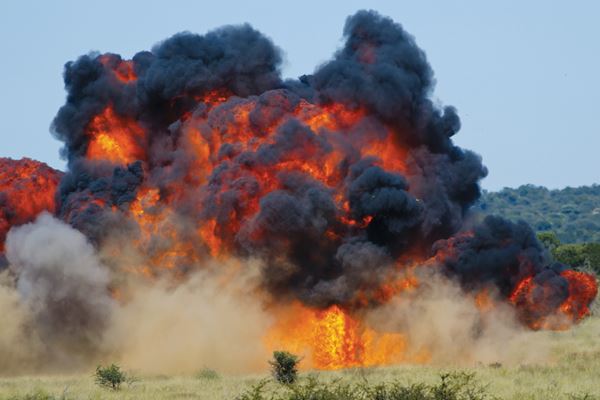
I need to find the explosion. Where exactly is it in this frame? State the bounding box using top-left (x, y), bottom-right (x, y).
top-left (0, 10), bottom-right (596, 373)
top-left (0, 158), bottom-right (62, 255)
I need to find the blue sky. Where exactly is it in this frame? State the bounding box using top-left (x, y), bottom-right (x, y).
top-left (1, 1), bottom-right (598, 190)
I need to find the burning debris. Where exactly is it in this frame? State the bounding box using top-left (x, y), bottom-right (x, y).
top-left (0, 10), bottom-right (596, 372)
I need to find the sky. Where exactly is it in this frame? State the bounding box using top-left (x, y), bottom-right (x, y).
top-left (0, 1), bottom-right (598, 191)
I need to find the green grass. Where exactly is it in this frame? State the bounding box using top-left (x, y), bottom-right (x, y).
top-left (2, 317), bottom-right (600, 400)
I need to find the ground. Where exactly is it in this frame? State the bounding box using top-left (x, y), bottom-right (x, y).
top-left (1, 316), bottom-right (600, 400)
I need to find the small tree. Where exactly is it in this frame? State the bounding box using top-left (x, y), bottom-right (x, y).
top-left (537, 231), bottom-right (560, 251)
top-left (269, 351), bottom-right (300, 384)
top-left (94, 363), bottom-right (126, 390)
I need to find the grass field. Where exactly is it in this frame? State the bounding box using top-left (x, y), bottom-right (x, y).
top-left (1, 316), bottom-right (599, 400)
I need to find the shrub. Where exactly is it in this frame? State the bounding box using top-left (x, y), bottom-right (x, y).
top-left (364, 381), bottom-right (430, 400)
top-left (430, 372), bottom-right (489, 400)
top-left (236, 380), bottom-right (269, 400)
top-left (195, 367), bottom-right (220, 380)
top-left (236, 372), bottom-right (493, 400)
top-left (94, 363), bottom-right (127, 390)
top-left (288, 377), bottom-right (356, 400)
top-left (568, 394), bottom-right (596, 400)
top-left (269, 351), bottom-right (300, 384)
top-left (7, 387), bottom-right (72, 400)
top-left (8, 389), bottom-right (59, 400)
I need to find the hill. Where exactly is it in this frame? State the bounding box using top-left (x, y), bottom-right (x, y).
top-left (476, 184), bottom-right (600, 243)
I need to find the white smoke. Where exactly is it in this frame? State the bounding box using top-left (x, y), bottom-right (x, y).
top-left (366, 270), bottom-right (551, 366)
top-left (2, 212), bottom-right (115, 370)
top-left (0, 213), bottom-right (272, 374)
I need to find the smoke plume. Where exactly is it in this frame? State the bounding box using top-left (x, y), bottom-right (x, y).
top-left (0, 10), bottom-right (596, 373)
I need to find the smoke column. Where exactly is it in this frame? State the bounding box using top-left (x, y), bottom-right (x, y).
top-left (0, 10), bottom-right (596, 372)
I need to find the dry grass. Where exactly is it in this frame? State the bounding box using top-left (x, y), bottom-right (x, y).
top-left (1, 316), bottom-right (600, 400)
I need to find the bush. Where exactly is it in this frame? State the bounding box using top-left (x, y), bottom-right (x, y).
top-left (195, 367), bottom-right (220, 380)
top-left (430, 372), bottom-right (489, 400)
top-left (236, 372), bottom-right (493, 400)
top-left (7, 387), bottom-right (72, 400)
top-left (8, 389), bottom-right (60, 400)
top-left (269, 351), bottom-right (300, 384)
top-left (94, 363), bottom-right (127, 390)
top-left (236, 380), bottom-right (270, 400)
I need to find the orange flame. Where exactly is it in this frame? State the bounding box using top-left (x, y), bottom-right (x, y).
top-left (108, 93), bottom-right (411, 278)
top-left (266, 302), bottom-right (420, 370)
top-left (510, 270), bottom-right (598, 330)
top-left (558, 270), bottom-right (598, 323)
top-left (0, 158), bottom-right (62, 252)
top-left (98, 55), bottom-right (137, 83)
top-left (70, 84), bottom-right (597, 369)
top-left (86, 106), bottom-right (145, 164)
top-left (474, 288), bottom-right (494, 312)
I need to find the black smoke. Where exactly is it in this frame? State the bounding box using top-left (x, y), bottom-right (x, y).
top-left (47, 9), bottom-right (588, 316)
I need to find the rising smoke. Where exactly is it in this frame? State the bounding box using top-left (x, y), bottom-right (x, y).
top-left (0, 10), bottom-right (596, 373)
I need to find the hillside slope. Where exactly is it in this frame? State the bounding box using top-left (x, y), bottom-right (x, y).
top-left (476, 184), bottom-right (600, 243)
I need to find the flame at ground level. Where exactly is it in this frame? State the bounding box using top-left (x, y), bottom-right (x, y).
top-left (510, 270), bottom-right (598, 330)
top-left (265, 302), bottom-right (429, 370)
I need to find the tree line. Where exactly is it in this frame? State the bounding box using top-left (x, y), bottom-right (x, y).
top-left (477, 184), bottom-right (600, 274)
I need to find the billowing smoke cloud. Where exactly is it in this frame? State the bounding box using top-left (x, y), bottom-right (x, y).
top-left (2, 213), bottom-right (114, 370)
top-left (365, 271), bottom-right (551, 366)
top-left (103, 263), bottom-right (272, 374)
top-left (0, 9), bottom-right (596, 373)
top-left (434, 216), bottom-right (597, 329)
top-left (50, 10), bottom-right (490, 309)
top-left (0, 274), bottom-right (41, 372)
top-left (0, 214), bottom-right (271, 373)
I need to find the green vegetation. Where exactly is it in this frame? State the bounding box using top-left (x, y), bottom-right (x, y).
top-left (270, 351), bottom-right (301, 384)
top-left (94, 363), bottom-right (127, 390)
top-left (3, 184), bottom-right (600, 399)
top-left (7, 389), bottom-right (66, 400)
top-left (478, 185), bottom-right (600, 243)
top-left (195, 368), bottom-right (220, 381)
top-left (535, 231), bottom-right (600, 275)
top-left (554, 242), bottom-right (600, 271)
top-left (237, 372), bottom-right (491, 400)
top-left (3, 316), bottom-right (600, 399)
top-left (479, 184), bottom-right (600, 273)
